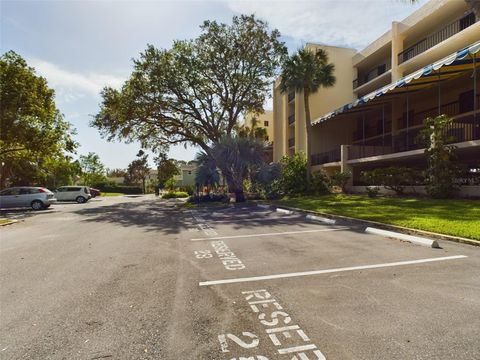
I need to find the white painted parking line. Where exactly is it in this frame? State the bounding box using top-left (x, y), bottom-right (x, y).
top-left (197, 216), bottom-right (301, 224)
top-left (198, 255), bottom-right (467, 286)
top-left (190, 227), bottom-right (349, 241)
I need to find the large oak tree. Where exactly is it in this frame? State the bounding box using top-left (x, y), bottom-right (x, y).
top-left (92, 15), bottom-right (286, 195)
top-left (0, 51), bottom-right (77, 188)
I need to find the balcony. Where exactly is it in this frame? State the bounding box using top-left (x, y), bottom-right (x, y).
top-left (288, 91), bottom-right (295, 103)
top-left (398, 11), bottom-right (476, 65)
top-left (353, 62), bottom-right (391, 89)
top-left (311, 148), bottom-right (341, 166)
top-left (288, 137), bottom-right (295, 148)
top-left (348, 114), bottom-right (479, 160)
top-left (288, 114), bottom-right (295, 125)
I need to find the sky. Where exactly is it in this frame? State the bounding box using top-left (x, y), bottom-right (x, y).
top-left (1, 0), bottom-right (428, 169)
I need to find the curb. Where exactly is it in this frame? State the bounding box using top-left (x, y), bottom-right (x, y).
top-left (268, 204), bottom-right (480, 247)
top-left (306, 214), bottom-right (336, 225)
top-left (0, 219), bottom-right (18, 226)
top-left (365, 227), bottom-right (440, 248)
top-left (276, 208), bottom-right (294, 215)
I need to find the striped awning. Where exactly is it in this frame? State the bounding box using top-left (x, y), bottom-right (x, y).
top-left (312, 41), bottom-right (480, 125)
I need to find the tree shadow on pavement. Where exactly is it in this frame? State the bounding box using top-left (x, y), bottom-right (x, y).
top-left (73, 199), bottom-right (191, 235)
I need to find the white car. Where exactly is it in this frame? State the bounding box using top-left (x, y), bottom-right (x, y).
top-left (0, 187), bottom-right (57, 210)
top-left (55, 186), bottom-right (91, 203)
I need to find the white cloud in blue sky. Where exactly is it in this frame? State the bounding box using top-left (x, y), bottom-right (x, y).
top-left (1, 0), bottom-right (428, 168)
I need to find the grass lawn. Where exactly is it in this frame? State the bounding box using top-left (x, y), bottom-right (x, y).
top-left (0, 218), bottom-right (12, 225)
top-left (275, 195), bottom-right (480, 240)
top-left (100, 192), bottom-right (124, 197)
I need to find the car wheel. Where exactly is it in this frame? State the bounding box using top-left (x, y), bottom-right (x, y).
top-left (76, 196), bottom-right (86, 204)
top-left (31, 200), bottom-right (44, 210)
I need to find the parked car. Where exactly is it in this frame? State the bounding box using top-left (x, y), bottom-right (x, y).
top-left (0, 187), bottom-right (57, 210)
top-left (55, 186), bottom-right (91, 203)
top-left (89, 188), bottom-right (101, 198)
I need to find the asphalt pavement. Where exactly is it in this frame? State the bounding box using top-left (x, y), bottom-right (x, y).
top-left (1, 196), bottom-right (479, 359)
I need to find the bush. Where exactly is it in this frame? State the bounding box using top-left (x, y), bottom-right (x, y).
top-left (366, 186), bottom-right (380, 198)
top-left (162, 191), bottom-right (189, 199)
top-left (361, 167), bottom-right (419, 195)
top-left (187, 194), bottom-right (228, 203)
top-left (310, 170), bottom-right (330, 195)
top-left (329, 171), bottom-right (351, 193)
top-left (254, 163), bottom-right (283, 199)
top-left (280, 153), bottom-right (307, 195)
top-left (95, 184), bottom-right (142, 194)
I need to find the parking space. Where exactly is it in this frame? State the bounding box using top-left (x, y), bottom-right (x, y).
top-left (185, 205), bottom-right (480, 359)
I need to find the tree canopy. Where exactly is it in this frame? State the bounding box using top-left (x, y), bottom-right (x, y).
top-left (125, 151), bottom-right (150, 193)
top-left (79, 152), bottom-right (106, 186)
top-left (92, 14), bottom-right (286, 158)
top-left (0, 51), bottom-right (77, 188)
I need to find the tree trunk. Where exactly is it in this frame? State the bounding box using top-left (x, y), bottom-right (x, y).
top-left (304, 90), bottom-right (313, 189)
top-left (223, 169), bottom-right (245, 202)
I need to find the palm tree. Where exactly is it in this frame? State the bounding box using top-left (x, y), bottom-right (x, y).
top-left (279, 48), bottom-right (335, 185)
top-left (195, 151), bottom-right (220, 193)
top-left (211, 136), bottom-right (265, 202)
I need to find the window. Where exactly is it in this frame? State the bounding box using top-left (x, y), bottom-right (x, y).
top-left (0, 189), bottom-right (18, 196)
top-left (67, 187), bottom-right (81, 191)
top-left (265, 136), bottom-right (269, 141)
top-left (188, 171), bottom-right (192, 175)
top-left (20, 188), bottom-right (35, 195)
top-left (264, 121), bottom-right (269, 127)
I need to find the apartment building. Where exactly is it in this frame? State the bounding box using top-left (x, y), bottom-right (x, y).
top-left (272, 0), bottom-right (479, 193)
top-left (245, 111), bottom-right (274, 142)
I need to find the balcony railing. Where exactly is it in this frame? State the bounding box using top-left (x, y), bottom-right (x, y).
top-left (398, 11), bottom-right (476, 65)
top-left (348, 145), bottom-right (393, 160)
top-left (349, 115), bottom-right (479, 159)
top-left (288, 137), bottom-right (295, 148)
top-left (288, 114), bottom-right (295, 125)
top-left (353, 62), bottom-right (391, 89)
top-left (288, 91), bottom-right (295, 102)
top-left (311, 148), bottom-right (341, 166)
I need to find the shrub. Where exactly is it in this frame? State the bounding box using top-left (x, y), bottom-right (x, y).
top-left (254, 163), bottom-right (283, 199)
top-left (366, 186), bottom-right (380, 198)
top-left (95, 184), bottom-right (142, 194)
top-left (162, 191), bottom-right (189, 199)
top-left (280, 153), bottom-right (307, 195)
top-left (187, 194), bottom-right (229, 203)
top-left (310, 170), bottom-right (330, 195)
top-left (329, 171), bottom-right (351, 193)
top-left (362, 167), bottom-right (418, 195)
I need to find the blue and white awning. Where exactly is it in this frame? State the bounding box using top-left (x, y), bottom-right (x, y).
top-left (312, 41), bottom-right (480, 125)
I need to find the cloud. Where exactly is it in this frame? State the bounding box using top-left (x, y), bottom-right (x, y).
top-left (28, 58), bottom-right (126, 103)
top-left (227, 0), bottom-right (427, 51)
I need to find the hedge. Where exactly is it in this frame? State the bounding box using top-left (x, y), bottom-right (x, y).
top-left (96, 185), bottom-right (143, 194)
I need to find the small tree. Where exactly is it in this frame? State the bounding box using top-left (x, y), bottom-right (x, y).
top-left (420, 115), bottom-right (460, 198)
top-left (155, 154), bottom-right (180, 189)
top-left (125, 151), bottom-right (150, 193)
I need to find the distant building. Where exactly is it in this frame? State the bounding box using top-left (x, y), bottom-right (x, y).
top-left (174, 163), bottom-right (197, 187)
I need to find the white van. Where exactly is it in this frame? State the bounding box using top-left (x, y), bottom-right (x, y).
top-left (55, 186), bottom-right (91, 203)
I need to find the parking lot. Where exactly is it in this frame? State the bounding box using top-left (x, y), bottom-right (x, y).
top-left (186, 205), bottom-right (480, 360)
top-left (1, 197), bottom-right (479, 359)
